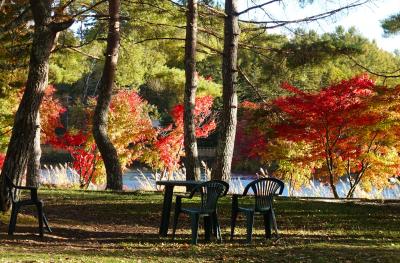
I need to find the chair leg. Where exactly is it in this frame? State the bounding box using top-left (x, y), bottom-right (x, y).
top-left (271, 208), bottom-right (279, 237)
top-left (204, 216), bottom-right (211, 242)
top-left (36, 201), bottom-right (44, 237)
top-left (212, 212), bottom-right (222, 242)
top-left (245, 211), bottom-right (254, 244)
top-left (172, 197), bottom-right (182, 240)
top-left (263, 211), bottom-right (272, 239)
top-left (230, 209), bottom-right (238, 240)
top-left (43, 213), bottom-right (52, 233)
top-left (8, 204), bottom-right (20, 236)
top-left (190, 213), bottom-right (200, 245)
top-left (171, 212), bottom-right (180, 241)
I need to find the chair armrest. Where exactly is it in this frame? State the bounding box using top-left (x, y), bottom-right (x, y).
top-left (13, 185), bottom-right (37, 191)
top-left (187, 184), bottom-right (202, 198)
top-left (14, 186), bottom-right (38, 201)
top-left (175, 193), bottom-right (193, 207)
top-left (174, 193), bottom-right (191, 213)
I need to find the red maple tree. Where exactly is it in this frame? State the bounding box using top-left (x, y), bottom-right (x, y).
top-left (233, 101), bottom-right (271, 171)
top-left (155, 96), bottom-right (216, 172)
top-left (48, 130), bottom-right (100, 188)
top-left (40, 85), bottom-right (66, 142)
top-left (273, 75), bottom-right (400, 198)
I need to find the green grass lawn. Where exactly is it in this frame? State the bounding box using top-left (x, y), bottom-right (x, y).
top-left (0, 189), bottom-right (399, 262)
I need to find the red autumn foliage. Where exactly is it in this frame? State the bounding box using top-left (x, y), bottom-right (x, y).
top-left (107, 90), bottom-right (156, 166)
top-left (273, 74), bottom-right (377, 160)
top-left (233, 100), bottom-right (283, 171)
top-left (46, 89), bottom-right (160, 187)
top-left (234, 102), bottom-right (265, 164)
top-left (155, 96), bottom-right (216, 171)
top-left (48, 131), bottom-right (99, 187)
top-left (0, 153), bottom-right (5, 170)
top-left (272, 74), bottom-right (398, 197)
top-left (43, 91), bottom-right (98, 187)
top-left (40, 85), bottom-right (66, 142)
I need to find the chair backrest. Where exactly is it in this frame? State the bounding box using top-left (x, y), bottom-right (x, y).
top-left (243, 177), bottom-right (284, 212)
top-left (4, 175), bottom-right (16, 203)
top-left (191, 180), bottom-right (229, 212)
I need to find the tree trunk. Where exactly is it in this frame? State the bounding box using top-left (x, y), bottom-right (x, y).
top-left (327, 161), bottom-right (339, 198)
top-left (26, 113), bottom-right (41, 187)
top-left (0, 0), bottom-right (72, 211)
top-left (183, 0), bottom-right (201, 181)
top-left (325, 151), bottom-right (339, 198)
top-left (92, 0), bottom-right (123, 190)
top-left (346, 168), bottom-right (366, 198)
top-left (328, 173), bottom-right (340, 199)
top-left (211, 0), bottom-right (239, 181)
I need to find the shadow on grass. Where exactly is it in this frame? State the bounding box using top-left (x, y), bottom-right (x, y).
top-left (1, 191), bottom-right (400, 262)
top-left (1, 229), bottom-right (399, 262)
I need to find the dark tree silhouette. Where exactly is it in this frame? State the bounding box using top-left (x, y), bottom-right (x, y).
top-left (0, 0), bottom-right (73, 211)
top-left (92, 0), bottom-right (123, 190)
top-left (184, 0), bottom-right (201, 181)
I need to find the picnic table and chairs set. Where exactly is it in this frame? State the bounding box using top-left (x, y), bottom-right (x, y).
top-left (157, 177), bottom-right (284, 244)
top-left (5, 175), bottom-right (284, 245)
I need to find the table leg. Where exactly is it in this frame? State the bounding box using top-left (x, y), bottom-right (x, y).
top-left (159, 185), bottom-right (174, 236)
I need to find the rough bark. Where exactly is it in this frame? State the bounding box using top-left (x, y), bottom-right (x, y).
top-left (328, 172), bottom-right (340, 199)
top-left (0, 0), bottom-right (73, 211)
top-left (26, 113), bottom-right (41, 187)
top-left (211, 0), bottom-right (239, 181)
top-left (183, 0), bottom-right (201, 181)
top-left (92, 0), bottom-right (123, 190)
top-left (326, 157), bottom-right (340, 199)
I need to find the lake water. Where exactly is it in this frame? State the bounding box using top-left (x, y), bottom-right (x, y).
top-left (39, 165), bottom-right (400, 199)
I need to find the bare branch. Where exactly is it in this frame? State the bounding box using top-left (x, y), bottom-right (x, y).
top-left (239, 0), bottom-right (368, 28)
top-left (165, 0), bottom-right (185, 10)
top-left (67, 47), bottom-right (101, 60)
top-left (53, 29), bottom-right (102, 53)
top-left (198, 40), bottom-right (222, 54)
top-left (129, 17), bottom-right (186, 29)
top-left (122, 0), bottom-right (184, 15)
top-left (0, 128), bottom-right (12, 137)
top-left (199, 2), bottom-right (226, 18)
top-left (50, 19), bottom-right (75, 32)
top-left (239, 42), bottom-right (286, 54)
top-left (238, 0), bottom-right (281, 16)
top-left (72, 0), bottom-right (108, 18)
top-left (238, 66), bottom-right (266, 102)
top-left (348, 55), bottom-right (400, 78)
top-left (131, 36), bottom-right (222, 54)
top-left (132, 37), bottom-right (185, 45)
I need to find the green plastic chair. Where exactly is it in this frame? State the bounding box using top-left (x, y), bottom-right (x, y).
top-left (230, 177), bottom-right (284, 243)
top-left (172, 180), bottom-right (229, 244)
top-left (5, 176), bottom-right (51, 237)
